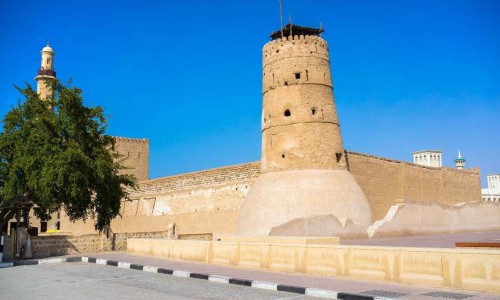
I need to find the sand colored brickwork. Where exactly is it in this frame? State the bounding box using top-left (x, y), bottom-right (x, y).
top-left (261, 35), bottom-right (345, 172)
top-left (346, 151), bottom-right (482, 220)
top-left (115, 137), bottom-right (150, 181)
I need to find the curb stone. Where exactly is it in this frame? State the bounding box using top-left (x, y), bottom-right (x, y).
top-left (0, 255), bottom-right (403, 299)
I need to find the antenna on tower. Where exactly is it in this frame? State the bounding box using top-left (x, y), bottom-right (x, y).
top-left (279, 0), bottom-right (284, 39)
top-left (289, 15), bottom-right (292, 37)
top-left (319, 22), bottom-right (323, 37)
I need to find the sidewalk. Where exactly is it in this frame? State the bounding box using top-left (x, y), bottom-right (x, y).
top-left (342, 231), bottom-right (500, 248)
top-left (69, 251), bottom-right (497, 300)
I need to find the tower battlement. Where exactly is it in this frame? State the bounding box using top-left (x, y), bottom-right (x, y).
top-left (264, 35), bottom-right (329, 55)
top-left (114, 136), bottom-right (149, 144)
top-left (115, 137), bottom-right (150, 181)
top-left (263, 35), bottom-right (332, 96)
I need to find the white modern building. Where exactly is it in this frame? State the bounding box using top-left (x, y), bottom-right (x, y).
top-left (412, 150), bottom-right (442, 167)
top-left (482, 174), bottom-right (500, 203)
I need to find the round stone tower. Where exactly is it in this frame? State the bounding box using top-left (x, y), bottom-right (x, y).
top-left (237, 25), bottom-right (372, 236)
top-left (35, 42), bottom-right (56, 100)
top-left (261, 29), bottom-right (345, 172)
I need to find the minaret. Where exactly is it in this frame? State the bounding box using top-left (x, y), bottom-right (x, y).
top-left (237, 25), bottom-right (372, 236)
top-left (454, 150), bottom-right (466, 169)
top-left (34, 42), bottom-right (56, 100)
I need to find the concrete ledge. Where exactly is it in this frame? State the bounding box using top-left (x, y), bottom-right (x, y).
top-left (218, 236), bottom-right (339, 245)
top-left (128, 238), bottom-right (500, 294)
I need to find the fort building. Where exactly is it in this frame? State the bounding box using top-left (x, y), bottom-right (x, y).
top-left (12, 29), bottom-right (489, 237)
top-left (3, 24), bottom-right (499, 296)
top-left (108, 25), bottom-right (483, 237)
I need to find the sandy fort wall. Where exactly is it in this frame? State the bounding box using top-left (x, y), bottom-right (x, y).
top-left (110, 162), bottom-right (260, 235)
top-left (346, 151), bottom-right (482, 221)
top-left (114, 137), bottom-right (149, 181)
top-left (59, 151), bottom-right (481, 235)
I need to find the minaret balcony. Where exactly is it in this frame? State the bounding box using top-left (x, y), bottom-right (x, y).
top-left (37, 68), bottom-right (56, 77)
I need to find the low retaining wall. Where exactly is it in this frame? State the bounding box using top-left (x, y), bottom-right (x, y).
top-left (128, 238), bottom-right (500, 294)
top-left (112, 231), bottom-right (169, 251)
top-left (3, 234), bottom-right (112, 259)
top-left (2, 231), bottom-right (171, 259)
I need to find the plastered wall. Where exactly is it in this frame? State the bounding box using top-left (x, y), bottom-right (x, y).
top-left (346, 151), bottom-right (482, 220)
top-left (110, 162), bottom-right (260, 234)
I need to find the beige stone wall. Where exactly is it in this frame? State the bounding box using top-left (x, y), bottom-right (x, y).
top-left (110, 162), bottom-right (260, 235)
top-left (2, 234), bottom-right (112, 259)
top-left (54, 151), bottom-right (481, 236)
top-left (346, 151), bottom-right (481, 221)
top-left (112, 231), bottom-right (169, 251)
top-left (2, 231), bottom-right (172, 259)
top-left (115, 137), bottom-right (149, 181)
top-left (128, 238), bottom-right (500, 294)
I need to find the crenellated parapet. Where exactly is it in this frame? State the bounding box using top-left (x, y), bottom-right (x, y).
top-left (114, 136), bottom-right (149, 144)
top-left (263, 35), bottom-right (329, 62)
top-left (114, 136), bottom-right (149, 181)
top-left (263, 35), bottom-right (331, 94)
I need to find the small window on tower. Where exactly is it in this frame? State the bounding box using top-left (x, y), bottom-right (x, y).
top-left (284, 109), bottom-right (291, 117)
top-left (294, 72), bottom-right (301, 79)
top-left (47, 58), bottom-right (51, 64)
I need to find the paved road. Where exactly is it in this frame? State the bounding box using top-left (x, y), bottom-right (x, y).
top-left (0, 263), bottom-right (313, 300)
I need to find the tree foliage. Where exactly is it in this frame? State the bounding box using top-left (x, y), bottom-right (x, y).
top-left (0, 81), bottom-right (136, 231)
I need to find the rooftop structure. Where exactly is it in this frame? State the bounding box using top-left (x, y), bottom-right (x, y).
top-left (270, 24), bottom-right (323, 40)
top-left (412, 150), bottom-right (442, 168)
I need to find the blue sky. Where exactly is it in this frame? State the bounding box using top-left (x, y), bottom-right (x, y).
top-left (1, 0), bottom-right (499, 185)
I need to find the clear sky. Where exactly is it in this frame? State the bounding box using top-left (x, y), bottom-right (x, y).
top-left (1, 0), bottom-right (499, 185)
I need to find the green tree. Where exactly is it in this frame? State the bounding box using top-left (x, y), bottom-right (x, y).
top-left (0, 81), bottom-right (136, 231)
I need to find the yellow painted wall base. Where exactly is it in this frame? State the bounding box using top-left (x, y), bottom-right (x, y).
top-left (128, 238), bottom-right (500, 294)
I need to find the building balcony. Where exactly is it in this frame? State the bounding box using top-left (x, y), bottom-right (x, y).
top-left (37, 68), bottom-right (56, 77)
